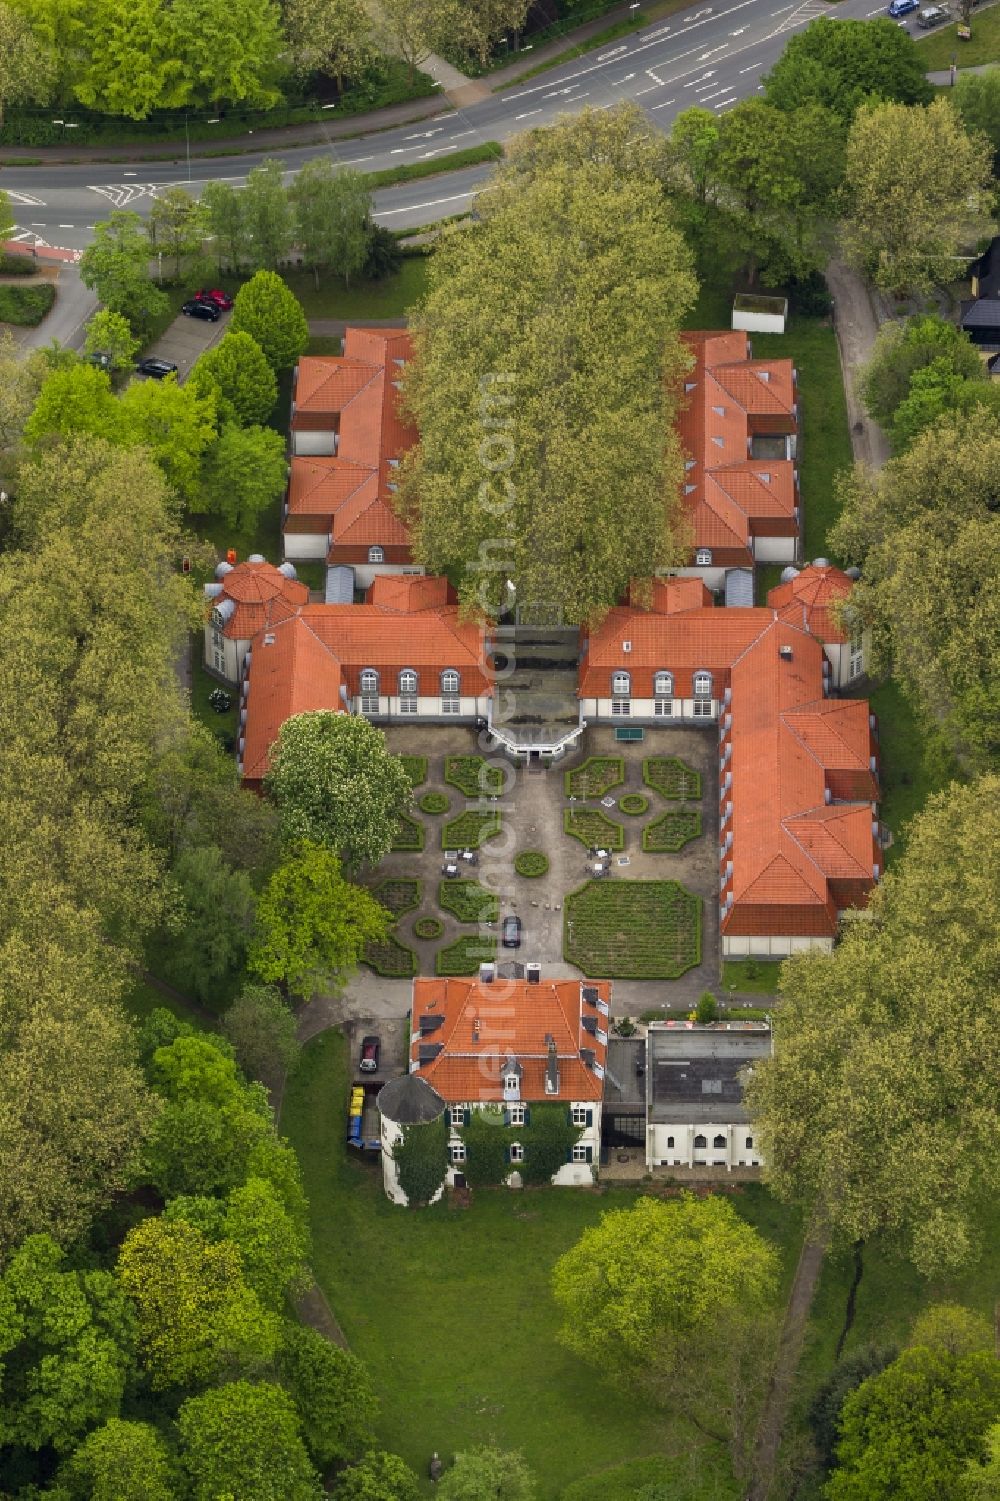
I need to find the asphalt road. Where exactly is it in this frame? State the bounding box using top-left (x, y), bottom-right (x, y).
top-left (2, 0), bottom-right (910, 255)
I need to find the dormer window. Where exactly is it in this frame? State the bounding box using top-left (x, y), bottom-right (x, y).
top-left (695, 548), bottom-right (712, 566)
top-left (368, 545), bottom-right (384, 564)
top-left (441, 669), bottom-right (460, 714)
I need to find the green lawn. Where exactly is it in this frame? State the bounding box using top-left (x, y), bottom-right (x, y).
top-left (721, 959), bottom-right (781, 996)
top-left (280, 1029), bottom-right (805, 1500)
top-left (868, 679), bottom-right (956, 863)
top-left (188, 639), bottom-right (237, 747)
top-left (281, 256), bottom-right (429, 321)
top-left (915, 5), bottom-right (1000, 66)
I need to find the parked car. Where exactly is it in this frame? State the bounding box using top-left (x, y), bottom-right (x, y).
top-left (195, 287), bottom-right (233, 310)
top-left (181, 299), bottom-right (220, 321)
top-left (135, 357), bottom-right (178, 379)
top-left (888, 0), bottom-right (918, 16)
top-left (916, 5), bottom-right (948, 24)
top-left (502, 915), bottom-right (522, 949)
top-left (359, 1035), bottom-right (380, 1073)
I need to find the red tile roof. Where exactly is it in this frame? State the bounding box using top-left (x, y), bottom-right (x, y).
top-left (678, 332), bottom-right (798, 563)
top-left (239, 591), bottom-right (490, 782)
top-left (409, 977), bottom-right (610, 1103)
top-left (287, 329), bottom-right (416, 556)
top-left (210, 560), bottom-right (309, 640)
top-left (767, 563), bottom-right (854, 643)
top-left (366, 574), bottom-right (454, 611)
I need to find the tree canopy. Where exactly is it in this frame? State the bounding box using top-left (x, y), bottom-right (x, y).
top-left (401, 141), bottom-right (697, 622)
top-left (437, 1446), bottom-right (537, 1501)
top-left (231, 269), bottom-right (309, 370)
top-left (188, 329), bottom-right (278, 427)
top-left (177, 1380), bottom-right (322, 1500)
top-left (264, 710), bottom-right (413, 870)
top-left (764, 17), bottom-right (931, 120)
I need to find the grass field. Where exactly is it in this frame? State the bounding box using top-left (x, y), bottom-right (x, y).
top-left (916, 4), bottom-right (1000, 66)
top-left (282, 256), bottom-right (428, 321)
top-left (280, 1028), bottom-right (806, 1500)
top-left (867, 679), bottom-right (956, 862)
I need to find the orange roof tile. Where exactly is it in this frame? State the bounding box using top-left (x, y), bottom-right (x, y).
top-left (367, 575), bottom-right (454, 611)
top-left (768, 563), bottom-right (854, 643)
top-left (409, 977), bottom-right (610, 1103)
top-left (210, 560), bottom-right (309, 640)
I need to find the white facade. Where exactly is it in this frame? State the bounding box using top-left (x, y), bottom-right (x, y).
top-left (356, 692), bottom-right (490, 723)
top-left (283, 531), bottom-right (327, 561)
top-left (721, 932), bottom-right (835, 958)
top-left (732, 298), bottom-right (787, 334)
top-left (648, 1121), bottom-right (762, 1171)
top-left (822, 629), bottom-right (870, 690)
top-left (582, 696), bottom-right (719, 725)
top-left (443, 1100), bottom-right (602, 1189)
top-left (204, 622), bottom-right (245, 685)
top-left (291, 431), bottom-right (336, 457)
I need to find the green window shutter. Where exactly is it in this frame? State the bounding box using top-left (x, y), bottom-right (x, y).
top-left (523, 1107), bottom-right (531, 1126)
top-left (585, 1109), bottom-right (593, 1127)
top-left (503, 1109), bottom-right (510, 1126)
top-left (565, 1147), bottom-right (572, 1163)
top-left (464, 1108), bottom-right (472, 1126)
top-left (565, 1107), bottom-right (572, 1125)
top-left (585, 1146), bottom-right (593, 1164)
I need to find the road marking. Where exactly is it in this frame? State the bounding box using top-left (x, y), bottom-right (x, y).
top-left (647, 68), bottom-right (666, 84)
top-left (684, 69), bottom-right (715, 85)
top-left (404, 127), bottom-right (444, 139)
top-left (597, 45), bottom-right (628, 59)
top-left (731, 25), bottom-right (747, 32)
top-left (30, 221), bottom-right (46, 227)
top-left (448, 130), bottom-right (477, 140)
top-left (58, 223), bottom-right (74, 228)
top-left (698, 44), bottom-right (730, 58)
top-left (88, 183), bottom-right (160, 208)
top-left (376, 191), bottom-right (475, 218)
top-left (542, 83), bottom-right (581, 97)
top-left (712, 92), bottom-right (737, 106)
top-left (611, 72), bottom-right (637, 84)
top-left (514, 109), bottom-right (542, 119)
top-left (123, 171), bottom-right (136, 177)
top-left (649, 97), bottom-right (677, 109)
top-left (740, 60), bottom-right (762, 70)
top-left (5, 190), bottom-right (45, 206)
top-left (634, 83), bottom-right (661, 96)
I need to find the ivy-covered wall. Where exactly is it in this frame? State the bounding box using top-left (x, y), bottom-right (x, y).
top-left (458, 1102), bottom-right (586, 1188)
top-left (392, 1115), bottom-right (449, 1206)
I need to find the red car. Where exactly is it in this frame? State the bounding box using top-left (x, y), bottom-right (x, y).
top-left (194, 288), bottom-right (233, 311)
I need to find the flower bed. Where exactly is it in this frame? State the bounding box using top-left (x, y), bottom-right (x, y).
top-left (564, 756), bottom-right (624, 800)
top-left (619, 793), bottom-right (649, 816)
top-left (364, 934), bottom-right (418, 978)
top-left (441, 810), bottom-right (502, 850)
top-left (642, 808), bottom-right (702, 853)
top-left (642, 756), bottom-right (702, 801)
top-left (370, 878), bottom-right (422, 917)
top-left (563, 808), bottom-right (624, 852)
top-left (564, 880), bottom-right (702, 979)
top-left (514, 851), bottom-right (549, 878)
top-left (414, 916), bottom-right (444, 941)
top-left (419, 791), bottom-right (450, 815)
top-left (435, 933), bottom-right (498, 976)
top-left (438, 880), bottom-right (500, 924)
top-left (400, 755), bottom-right (427, 788)
top-left (444, 755), bottom-right (506, 799)
top-left (391, 812), bottom-right (425, 852)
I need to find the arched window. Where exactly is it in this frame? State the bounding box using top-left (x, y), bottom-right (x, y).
top-left (441, 669), bottom-right (460, 714)
top-left (368, 544), bottom-right (384, 564)
top-left (745, 1136), bottom-right (754, 1151)
top-left (360, 668), bottom-right (379, 715)
top-left (693, 670), bottom-right (713, 717)
top-left (695, 548), bottom-right (713, 566)
top-left (399, 668), bottom-right (418, 714)
top-left (654, 671), bottom-right (673, 717)
top-left (611, 670), bottom-right (631, 716)
top-left (713, 1134), bottom-right (726, 1150)
top-left (693, 1134), bottom-right (707, 1150)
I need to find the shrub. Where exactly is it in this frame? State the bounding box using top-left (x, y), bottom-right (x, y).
top-left (413, 916), bottom-right (443, 941)
top-left (438, 880), bottom-right (499, 924)
top-left (563, 808), bottom-right (624, 851)
top-left (391, 812), bottom-right (425, 852)
top-left (696, 991), bottom-right (718, 1023)
top-left (393, 1116), bottom-right (449, 1207)
top-left (441, 810), bottom-right (502, 850)
top-left (435, 934), bottom-right (497, 976)
top-left (0, 283), bottom-right (55, 326)
top-left (564, 756), bottom-right (624, 799)
top-left (790, 269), bottom-right (833, 318)
top-left (208, 687), bottom-right (232, 713)
top-left (514, 850), bottom-right (549, 878)
top-left (642, 757), bottom-right (702, 800)
top-left (619, 793), bottom-right (649, 815)
top-left (419, 791), bottom-right (450, 815)
top-left (399, 755), bottom-right (427, 788)
top-left (444, 755), bottom-right (505, 798)
top-left (642, 808), bottom-right (702, 853)
top-left (0, 253), bottom-right (39, 275)
top-left (369, 878), bottom-right (421, 917)
top-left (564, 880), bottom-right (701, 979)
top-left (363, 934), bottom-right (417, 978)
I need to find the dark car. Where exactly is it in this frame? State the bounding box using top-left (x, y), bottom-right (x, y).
top-left (916, 4), bottom-right (948, 24)
top-left (502, 915), bottom-right (522, 949)
top-left (135, 357), bottom-right (178, 379)
top-left (359, 1035), bottom-right (380, 1074)
top-left (195, 287), bottom-right (234, 310)
top-left (182, 299), bottom-right (220, 321)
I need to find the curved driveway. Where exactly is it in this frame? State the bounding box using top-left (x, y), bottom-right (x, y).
top-left (3, 0), bottom-right (895, 252)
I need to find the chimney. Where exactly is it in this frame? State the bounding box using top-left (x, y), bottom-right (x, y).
top-left (526, 962), bottom-right (541, 984)
top-left (545, 1035), bottom-right (559, 1096)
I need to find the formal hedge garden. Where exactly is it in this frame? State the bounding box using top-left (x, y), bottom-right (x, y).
top-left (619, 794), bottom-right (649, 816)
top-left (563, 808), bottom-right (624, 852)
top-left (414, 915), bottom-right (444, 941)
top-left (419, 791), bottom-right (450, 815)
top-left (444, 755), bottom-right (505, 799)
top-left (391, 811), bottom-right (425, 852)
top-left (564, 756), bottom-right (624, 800)
top-left (435, 933), bottom-right (498, 976)
top-left (642, 808), bottom-right (703, 853)
top-left (643, 756), bottom-right (702, 800)
top-left (514, 851), bottom-right (549, 878)
top-left (441, 810), bottom-right (503, 850)
top-left (370, 878), bottom-right (422, 917)
top-left (400, 755), bottom-right (427, 788)
top-left (438, 880), bottom-right (500, 924)
top-left (563, 880), bottom-right (702, 979)
top-left (364, 933), bottom-right (419, 978)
